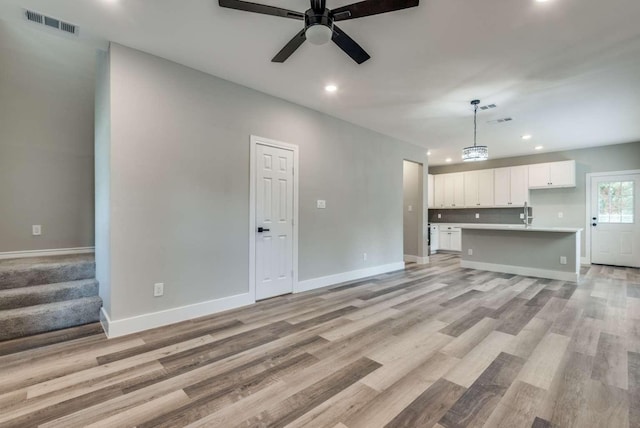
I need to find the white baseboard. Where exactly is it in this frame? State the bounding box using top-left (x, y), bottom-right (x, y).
top-left (295, 261), bottom-right (405, 293)
top-left (404, 255), bottom-right (429, 264)
top-left (0, 247), bottom-right (95, 260)
top-left (100, 292), bottom-right (254, 338)
top-left (460, 260), bottom-right (579, 282)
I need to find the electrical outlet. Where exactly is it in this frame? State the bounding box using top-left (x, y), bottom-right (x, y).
top-left (558, 212), bottom-right (564, 219)
top-left (475, 213), bottom-right (480, 219)
top-left (363, 252), bottom-right (367, 261)
top-left (32, 225), bottom-right (42, 236)
top-left (438, 213), bottom-right (442, 219)
top-left (519, 213), bottom-right (525, 219)
top-left (560, 256), bottom-right (567, 265)
top-left (408, 205), bottom-right (413, 212)
top-left (316, 200), bottom-right (326, 209)
top-left (468, 248), bottom-right (473, 256)
top-left (153, 283), bottom-right (164, 297)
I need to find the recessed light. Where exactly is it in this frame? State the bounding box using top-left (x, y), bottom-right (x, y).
top-left (535, 145), bottom-right (544, 150)
top-left (536, 0), bottom-right (550, 2)
top-left (427, 151), bottom-right (432, 156)
top-left (522, 135), bottom-right (532, 140)
top-left (325, 84), bottom-right (338, 93)
top-left (445, 158), bottom-right (452, 163)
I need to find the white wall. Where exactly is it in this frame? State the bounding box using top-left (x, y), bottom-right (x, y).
top-left (0, 21), bottom-right (95, 252)
top-left (98, 43), bottom-right (427, 328)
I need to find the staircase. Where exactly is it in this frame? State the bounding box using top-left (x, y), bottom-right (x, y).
top-left (0, 254), bottom-right (102, 341)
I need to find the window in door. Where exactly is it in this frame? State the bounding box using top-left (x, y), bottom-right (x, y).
top-left (598, 181), bottom-right (634, 223)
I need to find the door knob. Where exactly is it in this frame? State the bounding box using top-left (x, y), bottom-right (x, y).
top-left (592, 217), bottom-right (597, 221)
top-left (592, 223), bottom-right (597, 227)
top-left (257, 227), bottom-right (270, 233)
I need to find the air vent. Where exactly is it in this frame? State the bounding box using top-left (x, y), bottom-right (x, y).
top-left (487, 117), bottom-right (514, 124)
top-left (25, 10), bottom-right (43, 24)
top-left (23, 9), bottom-right (78, 36)
top-left (479, 104), bottom-right (497, 110)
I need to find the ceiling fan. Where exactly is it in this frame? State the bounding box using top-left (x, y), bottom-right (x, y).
top-left (218, 0), bottom-right (420, 64)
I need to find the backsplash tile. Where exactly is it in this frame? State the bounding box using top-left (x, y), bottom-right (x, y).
top-left (428, 207), bottom-right (533, 224)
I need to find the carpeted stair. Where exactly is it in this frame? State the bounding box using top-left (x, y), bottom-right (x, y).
top-left (0, 254), bottom-right (102, 341)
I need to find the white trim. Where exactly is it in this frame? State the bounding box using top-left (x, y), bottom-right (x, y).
top-left (0, 247), bottom-right (95, 260)
top-left (100, 293), bottom-right (254, 338)
top-left (249, 135), bottom-right (299, 301)
top-left (404, 255), bottom-right (429, 264)
top-left (460, 260), bottom-right (579, 282)
top-left (585, 169), bottom-right (640, 266)
top-left (296, 262), bottom-right (405, 293)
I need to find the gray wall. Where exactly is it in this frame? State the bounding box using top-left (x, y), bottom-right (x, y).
top-left (461, 229), bottom-right (578, 274)
top-left (95, 49), bottom-right (111, 313)
top-left (403, 161), bottom-right (423, 256)
top-left (0, 21), bottom-right (95, 252)
top-left (99, 43), bottom-right (427, 321)
top-left (430, 142), bottom-right (640, 257)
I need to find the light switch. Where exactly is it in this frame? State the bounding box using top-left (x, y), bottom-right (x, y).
top-left (317, 200), bottom-right (326, 209)
top-left (32, 225), bottom-right (42, 236)
top-left (408, 205), bottom-right (413, 212)
top-left (558, 212), bottom-right (564, 219)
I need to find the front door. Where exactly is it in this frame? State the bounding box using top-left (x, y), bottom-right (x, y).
top-left (590, 173), bottom-right (640, 268)
top-left (255, 143), bottom-right (294, 300)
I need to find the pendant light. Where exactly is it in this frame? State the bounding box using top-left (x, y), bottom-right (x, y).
top-left (462, 99), bottom-right (489, 162)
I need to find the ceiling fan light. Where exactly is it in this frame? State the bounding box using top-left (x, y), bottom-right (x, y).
top-left (305, 24), bottom-right (333, 45)
top-left (462, 145), bottom-right (489, 162)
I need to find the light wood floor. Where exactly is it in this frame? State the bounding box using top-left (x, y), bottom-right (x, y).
top-left (0, 254), bottom-right (638, 428)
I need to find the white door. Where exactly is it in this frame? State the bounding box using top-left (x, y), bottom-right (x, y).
top-left (434, 175), bottom-right (445, 208)
top-left (464, 171), bottom-right (479, 207)
top-left (528, 163), bottom-right (549, 188)
top-left (591, 173), bottom-right (640, 268)
top-left (255, 144), bottom-right (294, 299)
top-left (452, 173), bottom-right (465, 208)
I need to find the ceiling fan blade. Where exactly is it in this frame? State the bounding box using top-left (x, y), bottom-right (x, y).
top-left (331, 0), bottom-right (419, 21)
top-left (331, 25), bottom-right (370, 64)
top-left (272, 29), bottom-right (307, 62)
top-left (219, 0), bottom-right (304, 20)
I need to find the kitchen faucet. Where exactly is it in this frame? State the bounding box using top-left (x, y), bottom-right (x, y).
top-left (523, 201), bottom-right (534, 227)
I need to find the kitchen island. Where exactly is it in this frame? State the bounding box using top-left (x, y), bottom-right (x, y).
top-left (460, 225), bottom-right (583, 282)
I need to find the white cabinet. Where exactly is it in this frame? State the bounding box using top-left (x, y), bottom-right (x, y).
top-left (438, 227), bottom-right (461, 251)
top-left (464, 169), bottom-right (494, 207)
top-left (428, 174), bottom-right (434, 208)
top-left (434, 174), bottom-right (445, 208)
top-left (494, 166), bottom-right (529, 207)
top-left (528, 160), bottom-right (576, 189)
top-left (443, 173), bottom-right (465, 208)
top-left (434, 173), bottom-right (463, 208)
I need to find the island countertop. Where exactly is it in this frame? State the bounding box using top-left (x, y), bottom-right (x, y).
top-left (459, 224), bottom-right (583, 233)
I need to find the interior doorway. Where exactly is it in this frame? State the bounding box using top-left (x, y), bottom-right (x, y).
top-left (403, 160), bottom-right (428, 264)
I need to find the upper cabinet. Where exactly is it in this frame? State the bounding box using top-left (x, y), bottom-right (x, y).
top-left (528, 160), bottom-right (576, 189)
top-left (427, 174), bottom-right (434, 208)
top-left (494, 166), bottom-right (529, 207)
top-left (464, 169), bottom-right (494, 207)
top-left (432, 159), bottom-right (572, 209)
top-left (433, 173), bottom-right (463, 208)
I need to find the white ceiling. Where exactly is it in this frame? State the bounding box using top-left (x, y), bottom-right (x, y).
top-left (2, 0), bottom-right (640, 165)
